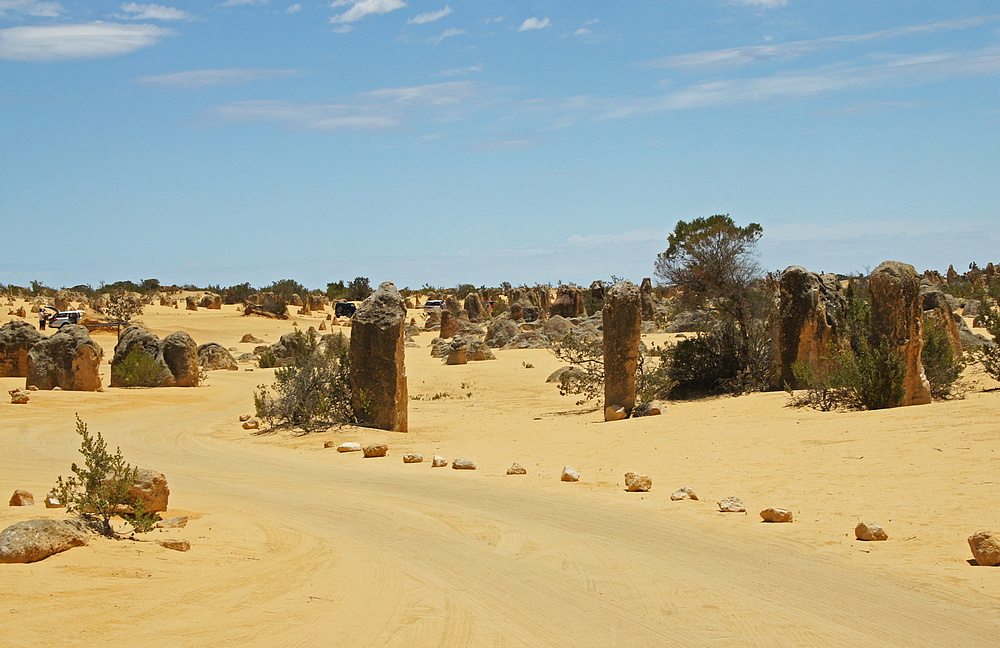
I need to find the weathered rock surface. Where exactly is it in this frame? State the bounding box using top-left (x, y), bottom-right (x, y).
top-left (26, 325), bottom-right (103, 391)
top-left (464, 293), bottom-right (485, 322)
top-left (198, 342), bottom-right (238, 371)
top-left (242, 418), bottom-right (260, 430)
top-left (639, 278), bottom-right (656, 322)
top-left (664, 309), bottom-right (717, 333)
top-left (156, 516), bottom-right (188, 529)
top-left (128, 469), bottom-right (169, 513)
top-left (561, 466), bottom-right (580, 482)
top-left (855, 521), bottom-right (888, 541)
top-left (624, 472), bottom-right (651, 492)
top-left (157, 538), bottom-right (190, 552)
top-left (432, 455), bottom-right (448, 467)
top-left (452, 457), bottom-right (476, 470)
top-left (9, 388), bottom-right (29, 404)
top-left (604, 280), bottom-right (641, 421)
top-left (240, 333), bottom-right (265, 344)
top-left (350, 282), bottom-right (408, 433)
top-left (485, 318), bottom-right (520, 348)
top-left (439, 310), bottom-right (459, 339)
top-left (337, 442), bottom-right (362, 453)
top-left (363, 444), bottom-right (388, 458)
top-left (760, 507), bottom-right (794, 523)
top-left (467, 339), bottom-right (496, 361)
top-left (185, 297), bottom-right (198, 311)
top-left (0, 518), bottom-right (90, 563)
top-left (776, 266), bottom-right (845, 389)
top-left (550, 285), bottom-right (586, 318)
top-left (507, 463), bottom-right (526, 475)
top-left (446, 337), bottom-right (468, 365)
top-left (718, 496), bottom-right (746, 512)
top-left (402, 453), bottom-right (423, 463)
top-left (9, 490), bottom-right (34, 506)
top-left (111, 326), bottom-right (199, 387)
top-left (0, 320), bottom-right (45, 377)
top-left (968, 531), bottom-right (1000, 566)
top-left (200, 294), bottom-right (222, 310)
top-left (44, 494), bottom-right (62, 508)
top-left (870, 261), bottom-right (931, 406)
top-left (671, 487), bottom-right (698, 501)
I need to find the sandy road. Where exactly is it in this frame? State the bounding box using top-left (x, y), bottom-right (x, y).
top-left (3, 367), bottom-right (1000, 648)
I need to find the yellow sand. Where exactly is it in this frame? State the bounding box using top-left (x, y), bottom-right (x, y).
top-left (2, 299), bottom-right (1000, 647)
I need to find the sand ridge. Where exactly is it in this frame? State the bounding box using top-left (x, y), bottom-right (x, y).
top-left (2, 299), bottom-right (1000, 646)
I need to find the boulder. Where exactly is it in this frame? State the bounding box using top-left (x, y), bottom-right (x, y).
top-left (402, 453), bottom-right (423, 464)
top-left (509, 303), bottom-right (524, 320)
top-left (200, 294), bottom-right (222, 309)
top-left (240, 334), bottom-right (265, 344)
top-left (432, 455), bottom-right (448, 467)
top-left (603, 281), bottom-right (642, 420)
top-left (111, 326), bottom-right (199, 387)
top-left (464, 293), bottom-right (485, 322)
top-left (467, 339), bottom-right (496, 361)
top-left (9, 388), bottom-right (29, 404)
top-left (485, 318), bottom-right (520, 348)
top-left (185, 297), bottom-right (198, 311)
top-left (561, 466), bottom-right (580, 482)
top-left (157, 538), bottom-right (190, 552)
top-left (446, 337), bottom-right (468, 365)
top-left (664, 309), bottom-right (716, 333)
top-left (198, 342), bottom-right (238, 371)
top-left (439, 310), bottom-right (459, 339)
top-left (639, 278), bottom-right (656, 322)
top-left (968, 531), bottom-right (1000, 566)
top-left (590, 280), bottom-right (605, 301)
top-left (9, 490), bottom-right (34, 506)
top-left (44, 494), bottom-right (62, 508)
top-left (507, 463), bottom-right (527, 475)
top-left (760, 507), bottom-right (794, 523)
top-left (128, 469), bottom-right (169, 513)
top-left (855, 521), bottom-right (888, 541)
top-left (0, 518), bottom-right (90, 564)
top-left (156, 516), bottom-right (188, 529)
top-left (0, 320), bottom-right (45, 377)
top-left (452, 457), bottom-right (476, 470)
top-left (718, 496), bottom-right (746, 513)
top-left (350, 283), bottom-right (408, 433)
top-left (363, 444), bottom-right (388, 458)
top-left (502, 331), bottom-right (552, 350)
top-left (870, 261), bottom-right (932, 406)
top-left (671, 487), bottom-right (698, 501)
top-left (550, 285), bottom-right (586, 318)
top-left (25, 325), bottom-right (103, 391)
top-left (775, 266), bottom-right (845, 389)
top-left (337, 442), bottom-right (362, 453)
top-left (624, 472), bottom-right (651, 492)
top-left (542, 315), bottom-right (573, 340)
top-left (161, 331), bottom-right (200, 387)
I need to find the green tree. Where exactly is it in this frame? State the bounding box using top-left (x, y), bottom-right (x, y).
top-left (347, 277), bottom-right (373, 301)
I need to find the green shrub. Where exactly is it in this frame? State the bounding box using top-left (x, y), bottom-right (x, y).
top-left (967, 288), bottom-right (1000, 383)
top-left (789, 338), bottom-right (905, 410)
top-left (112, 348), bottom-right (167, 387)
top-left (922, 320), bottom-right (966, 399)
top-left (253, 331), bottom-right (355, 433)
top-left (51, 416), bottom-right (157, 538)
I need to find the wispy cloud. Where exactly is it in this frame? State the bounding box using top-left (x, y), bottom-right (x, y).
top-left (221, 0), bottom-right (268, 6)
top-left (482, 16), bottom-right (503, 24)
top-left (135, 68), bottom-right (304, 88)
top-left (518, 17), bottom-right (550, 32)
top-left (431, 27), bottom-right (464, 45)
top-left (814, 101), bottom-right (931, 116)
top-left (0, 22), bottom-right (173, 61)
top-left (0, 0), bottom-right (62, 17)
top-left (287, 3), bottom-right (300, 12)
top-left (117, 3), bottom-right (194, 21)
top-left (407, 5), bottom-right (449, 25)
top-left (463, 137), bottom-right (546, 152)
top-left (639, 15), bottom-right (1000, 72)
top-left (330, 0), bottom-right (405, 24)
top-left (436, 64), bottom-right (482, 76)
top-left (733, 0), bottom-right (787, 9)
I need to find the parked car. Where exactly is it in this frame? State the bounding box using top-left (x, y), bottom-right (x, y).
top-left (47, 309), bottom-right (86, 328)
top-left (423, 299), bottom-right (445, 311)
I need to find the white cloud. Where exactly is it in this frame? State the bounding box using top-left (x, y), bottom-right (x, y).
top-left (287, 3), bottom-right (301, 12)
top-left (463, 137), bottom-right (546, 152)
top-left (330, 0), bottom-right (405, 24)
top-left (482, 16), bottom-right (503, 24)
top-left (408, 5), bottom-right (449, 25)
top-left (518, 17), bottom-right (550, 32)
top-left (733, 0), bottom-right (787, 8)
top-left (118, 3), bottom-right (194, 21)
top-left (573, 28), bottom-right (590, 36)
top-left (331, 23), bottom-right (353, 32)
top-left (0, 22), bottom-right (173, 61)
top-left (0, 0), bottom-right (62, 17)
top-left (639, 15), bottom-right (1000, 71)
top-left (436, 64), bottom-right (482, 76)
top-left (431, 27), bottom-right (464, 44)
top-left (221, 0), bottom-right (268, 6)
top-left (135, 68), bottom-right (304, 88)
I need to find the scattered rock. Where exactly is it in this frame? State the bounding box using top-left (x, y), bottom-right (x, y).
top-left (0, 518), bottom-right (90, 563)
top-left (9, 388), bottom-right (29, 404)
top-left (128, 469), bottom-right (169, 513)
top-left (604, 405), bottom-right (627, 421)
top-left (44, 494), bottom-right (61, 508)
top-left (718, 496), bottom-right (746, 513)
top-left (240, 334), bottom-right (265, 344)
top-left (968, 531), bottom-right (1000, 566)
top-left (485, 318), bottom-right (520, 348)
top-left (242, 418), bottom-right (260, 430)
top-left (197, 342), bottom-right (238, 371)
top-left (855, 521), bottom-right (888, 541)
top-left (239, 414), bottom-right (251, 422)
top-left (323, 440), bottom-right (337, 448)
top-left (624, 472), bottom-right (651, 492)
top-left (156, 516), bottom-right (188, 529)
top-left (561, 466), bottom-right (580, 482)
top-left (157, 538), bottom-right (190, 552)
top-left (632, 401), bottom-right (662, 417)
top-left (403, 453), bottom-right (423, 463)
top-left (363, 444), bottom-right (388, 458)
top-left (507, 463), bottom-right (527, 475)
top-left (670, 487), bottom-right (698, 501)
top-left (760, 507), bottom-right (794, 523)
top-left (337, 442), bottom-right (362, 453)
top-left (432, 455), bottom-right (448, 467)
top-left (452, 457), bottom-right (476, 470)
top-left (9, 490), bottom-right (34, 506)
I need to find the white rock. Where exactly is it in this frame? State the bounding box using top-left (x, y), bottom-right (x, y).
top-left (670, 486), bottom-right (698, 501)
top-left (760, 507), bottom-right (793, 523)
top-left (855, 521), bottom-right (887, 541)
top-left (337, 442), bottom-right (362, 453)
top-left (717, 496), bottom-right (746, 513)
top-left (403, 453), bottom-right (423, 464)
top-left (363, 444), bottom-right (388, 458)
top-left (432, 455), bottom-right (448, 467)
top-left (561, 466), bottom-right (580, 482)
top-left (452, 457), bottom-right (476, 470)
top-left (624, 472), bottom-right (651, 492)
top-left (506, 463), bottom-right (527, 475)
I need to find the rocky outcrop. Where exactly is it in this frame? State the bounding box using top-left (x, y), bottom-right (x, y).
top-left (128, 469), bottom-right (169, 513)
top-left (855, 521), bottom-right (888, 541)
top-left (624, 472), bottom-right (651, 492)
top-left (603, 281), bottom-right (641, 421)
top-left (776, 266), bottom-right (845, 389)
top-left (464, 293), bottom-right (485, 322)
top-left (198, 343), bottom-right (238, 371)
top-left (26, 325), bottom-right (103, 391)
top-left (446, 337), bottom-right (468, 365)
top-left (439, 310), bottom-right (458, 339)
top-left (550, 285), bottom-right (586, 318)
top-left (968, 531), bottom-right (1000, 566)
top-left (870, 261), bottom-right (932, 406)
top-left (200, 294), bottom-right (222, 309)
top-left (639, 278), bottom-right (656, 322)
top-left (718, 496), bottom-right (746, 512)
top-left (589, 281), bottom-right (605, 301)
top-left (185, 297), bottom-right (198, 311)
top-left (921, 287), bottom-right (963, 357)
top-left (485, 318), bottom-right (520, 348)
top-left (0, 518), bottom-right (90, 563)
top-left (349, 282), bottom-right (408, 433)
top-left (0, 320), bottom-right (45, 377)
top-left (760, 507), bottom-right (794, 523)
top-left (111, 326), bottom-right (199, 387)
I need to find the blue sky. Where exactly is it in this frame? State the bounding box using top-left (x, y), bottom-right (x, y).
top-left (2, 1), bottom-right (998, 291)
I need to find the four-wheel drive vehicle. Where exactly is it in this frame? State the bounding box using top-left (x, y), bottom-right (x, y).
top-left (46, 308), bottom-right (86, 328)
top-left (423, 299), bottom-right (445, 311)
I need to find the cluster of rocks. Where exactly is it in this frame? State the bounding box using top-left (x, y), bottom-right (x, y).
top-left (111, 326), bottom-right (200, 387)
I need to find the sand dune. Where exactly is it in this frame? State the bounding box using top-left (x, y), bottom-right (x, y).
top-left (2, 301), bottom-right (999, 646)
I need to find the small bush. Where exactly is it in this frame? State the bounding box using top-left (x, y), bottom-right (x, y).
top-left (967, 289), bottom-right (1000, 383)
top-left (922, 320), bottom-right (965, 399)
top-left (253, 331), bottom-right (355, 433)
top-left (51, 416), bottom-right (157, 538)
top-left (112, 348), bottom-right (167, 387)
top-left (789, 338), bottom-right (905, 410)
top-left (105, 290), bottom-right (144, 325)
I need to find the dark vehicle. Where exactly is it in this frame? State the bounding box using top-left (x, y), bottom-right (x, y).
top-left (335, 302), bottom-right (357, 318)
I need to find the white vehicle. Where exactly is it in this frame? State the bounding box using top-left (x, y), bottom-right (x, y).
top-left (423, 299), bottom-right (445, 311)
top-left (46, 308), bottom-right (86, 328)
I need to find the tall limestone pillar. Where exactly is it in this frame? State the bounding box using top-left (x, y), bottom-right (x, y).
top-left (775, 265), bottom-right (843, 390)
top-left (603, 280), bottom-right (642, 421)
top-left (350, 282), bottom-right (408, 432)
top-left (870, 261), bottom-right (932, 406)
